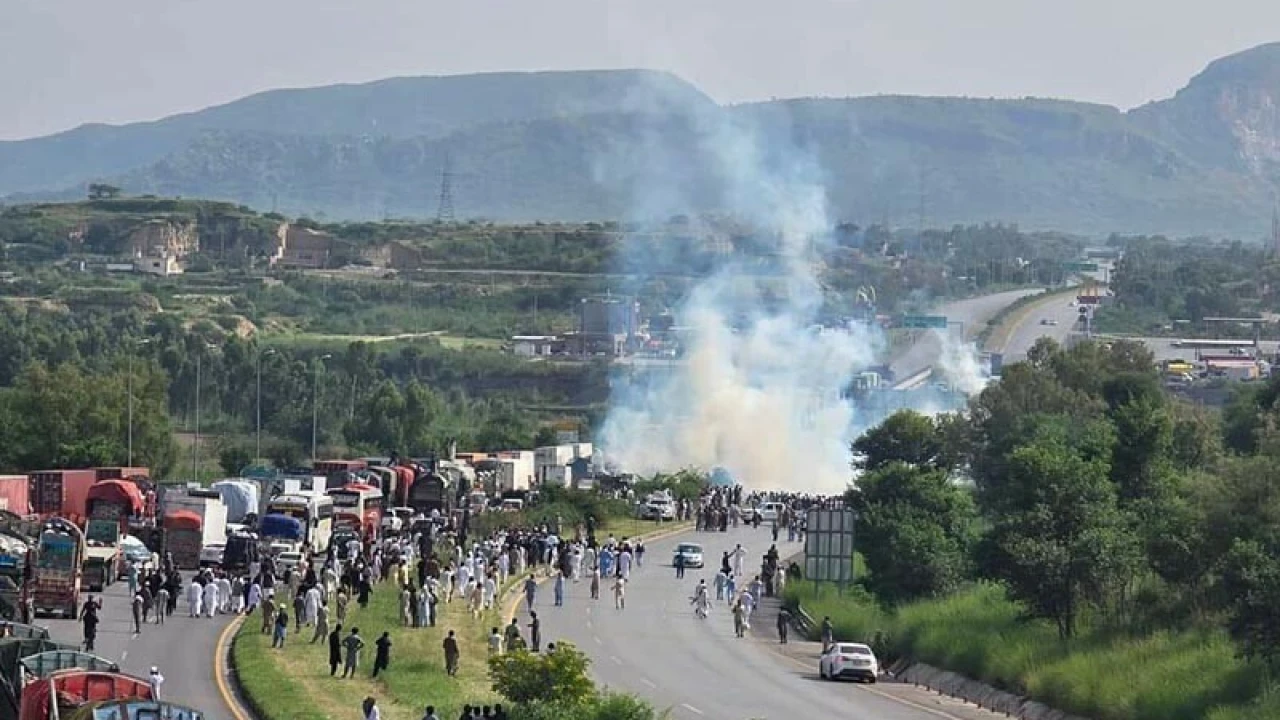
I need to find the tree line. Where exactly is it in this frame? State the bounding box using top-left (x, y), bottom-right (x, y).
top-left (848, 336), bottom-right (1280, 671)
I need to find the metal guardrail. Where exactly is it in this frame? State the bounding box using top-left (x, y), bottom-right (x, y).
top-left (791, 603), bottom-right (816, 637)
top-left (891, 367), bottom-right (933, 390)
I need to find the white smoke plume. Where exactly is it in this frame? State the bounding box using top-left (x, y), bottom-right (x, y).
top-left (934, 330), bottom-right (991, 396)
top-left (595, 112), bottom-right (888, 495)
top-left (594, 107), bottom-right (990, 494)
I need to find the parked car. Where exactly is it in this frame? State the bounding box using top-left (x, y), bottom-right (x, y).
top-left (756, 501), bottom-right (785, 523)
top-left (199, 543), bottom-right (226, 567)
top-left (819, 642), bottom-right (880, 683)
top-left (672, 542), bottom-right (704, 568)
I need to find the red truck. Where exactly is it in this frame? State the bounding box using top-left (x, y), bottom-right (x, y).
top-left (29, 471), bottom-right (97, 526)
top-left (0, 475), bottom-right (29, 516)
top-left (82, 480), bottom-right (145, 591)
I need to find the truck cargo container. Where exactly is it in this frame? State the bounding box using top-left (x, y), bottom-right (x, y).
top-left (29, 471), bottom-right (97, 523)
top-left (0, 477), bottom-right (29, 516)
top-left (31, 518), bottom-right (85, 617)
top-left (19, 670), bottom-right (153, 720)
top-left (161, 494), bottom-right (228, 570)
top-left (208, 480), bottom-right (259, 524)
top-left (91, 468), bottom-right (149, 483)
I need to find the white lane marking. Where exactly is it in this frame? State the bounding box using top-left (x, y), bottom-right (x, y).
top-left (641, 678), bottom-right (657, 688)
top-left (586, 620), bottom-right (593, 629)
top-left (610, 655), bottom-right (623, 665)
top-left (120, 650), bottom-right (128, 661)
top-left (681, 703), bottom-right (704, 715)
top-left (593, 636), bottom-right (603, 645)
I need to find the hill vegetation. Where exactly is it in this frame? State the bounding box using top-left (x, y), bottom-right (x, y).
top-left (6, 45), bottom-right (1280, 235)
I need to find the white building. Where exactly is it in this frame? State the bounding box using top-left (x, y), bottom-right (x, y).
top-left (511, 335), bottom-right (558, 357)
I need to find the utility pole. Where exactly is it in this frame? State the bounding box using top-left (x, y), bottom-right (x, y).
top-left (127, 338), bottom-right (152, 466)
top-left (193, 352), bottom-right (202, 484)
top-left (312, 354), bottom-right (332, 467)
top-left (256, 347), bottom-right (276, 461)
top-left (436, 154), bottom-right (456, 223)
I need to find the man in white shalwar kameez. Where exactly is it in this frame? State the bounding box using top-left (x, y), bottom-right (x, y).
top-left (203, 580), bottom-right (219, 618)
top-left (187, 579), bottom-right (203, 618)
top-left (218, 575), bottom-right (234, 613)
top-left (304, 585), bottom-right (322, 625)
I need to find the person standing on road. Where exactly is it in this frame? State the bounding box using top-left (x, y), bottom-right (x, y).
top-left (131, 591), bottom-right (144, 633)
top-left (154, 586), bottom-right (168, 625)
top-left (328, 623), bottom-right (343, 676)
top-left (553, 572), bottom-right (565, 607)
top-left (674, 551), bottom-right (686, 579)
top-left (612, 576), bottom-right (626, 610)
top-left (522, 574), bottom-right (538, 612)
top-left (372, 631), bottom-right (392, 678)
top-left (777, 607), bottom-right (792, 644)
top-left (635, 540), bottom-right (645, 568)
top-left (821, 616), bottom-right (834, 651)
top-left (204, 579), bottom-right (219, 619)
top-left (312, 600), bottom-right (330, 644)
top-left (342, 627), bottom-right (365, 677)
top-left (442, 630), bottom-right (460, 676)
top-left (187, 578), bottom-right (203, 618)
top-left (79, 596), bottom-right (101, 652)
top-left (589, 565), bottom-right (600, 600)
top-left (148, 667), bottom-right (164, 699)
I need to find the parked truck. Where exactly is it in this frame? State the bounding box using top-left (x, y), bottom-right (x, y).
top-left (28, 471), bottom-right (97, 526)
top-left (81, 481), bottom-right (145, 591)
top-left (0, 476), bottom-right (30, 516)
top-left (30, 518), bottom-right (85, 617)
top-left (161, 495), bottom-right (227, 570)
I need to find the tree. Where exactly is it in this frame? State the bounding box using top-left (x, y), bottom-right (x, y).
top-left (1220, 539), bottom-right (1280, 671)
top-left (217, 439), bottom-right (253, 477)
top-left (846, 461), bottom-right (977, 605)
top-left (87, 183), bottom-right (121, 200)
top-left (852, 410), bottom-right (944, 472)
top-left (979, 434), bottom-right (1139, 639)
top-left (488, 643), bottom-right (596, 706)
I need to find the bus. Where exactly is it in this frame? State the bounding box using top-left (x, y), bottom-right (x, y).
top-left (327, 484), bottom-right (383, 539)
top-left (263, 493), bottom-right (334, 554)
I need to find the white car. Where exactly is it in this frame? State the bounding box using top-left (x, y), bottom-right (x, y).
top-left (819, 642), bottom-right (880, 683)
top-left (199, 544), bottom-right (225, 567)
top-left (757, 502), bottom-right (784, 523)
top-left (381, 507), bottom-right (415, 534)
top-left (277, 551), bottom-right (305, 570)
top-left (672, 542), bottom-right (704, 568)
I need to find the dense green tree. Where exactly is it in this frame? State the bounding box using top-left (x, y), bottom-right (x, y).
top-left (852, 410), bottom-right (945, 472)
top-left (1220, 539), bottom-right (1280, 672)
top-left (846, 461), bottom-right (977, 605)
top-left (979, 433), bottom-right (1139, 639)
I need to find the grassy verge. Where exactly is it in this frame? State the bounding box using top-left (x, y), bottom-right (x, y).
top-left (978, 286), bottom-right (1080, 352)
top-left (786, 582), bottom-right (1277, 720)
top-left (233, 517), bottom-right (690, 720)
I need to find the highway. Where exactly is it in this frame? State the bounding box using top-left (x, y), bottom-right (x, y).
top-left (889, 288), bottom-right (1044, 379)
top-left (994, 294), bottom-right (1086, 362)
top-left (37, 579), bottom-right (235, 720)
top-left (533, 525), bottom-right (1000, 720)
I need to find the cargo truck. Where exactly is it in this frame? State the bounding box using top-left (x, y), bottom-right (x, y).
top-left (0, 476), bottom-right (30, 516)
top-left (161, 495), bottom-right (227, 570)
top-left (81, 481), bottom-right (147, 591)
top-left (31, 518), bottom-right (85, 617)
top-left (29, 471), bottom-right (97, 526)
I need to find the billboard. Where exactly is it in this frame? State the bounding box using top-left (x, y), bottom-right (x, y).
top-left (804, 509), bottom-right (856, 584)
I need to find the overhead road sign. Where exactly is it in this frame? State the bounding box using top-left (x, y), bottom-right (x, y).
top-left (1063, 262), bottom-right (1099, 273)
top-left (899, 315), bottom-right (948, 329)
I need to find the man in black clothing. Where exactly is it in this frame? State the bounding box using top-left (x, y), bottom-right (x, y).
top-left (372, 631), bottom-right (392, 677)
top-left (328, 624), bottom-right (343, 676)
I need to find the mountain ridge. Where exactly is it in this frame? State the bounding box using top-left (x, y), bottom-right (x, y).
top-left (5, 44), bottom-right (1280, 236)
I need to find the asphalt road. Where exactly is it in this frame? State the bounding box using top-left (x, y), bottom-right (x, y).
top-left (532, 525), bottom-right (980, 720)
top-left (37, 579), bottom-right (235, 720)
top-left (889, 288), bottom-right (1044, 378)
top-left (997, 295), bottom-right (1086, 362)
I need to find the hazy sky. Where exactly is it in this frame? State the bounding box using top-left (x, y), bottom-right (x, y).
top-left (4, 1), bottom-right (1279, 140)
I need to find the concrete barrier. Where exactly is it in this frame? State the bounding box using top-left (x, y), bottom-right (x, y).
top-left (890, 660), bottom-right (1092, 720)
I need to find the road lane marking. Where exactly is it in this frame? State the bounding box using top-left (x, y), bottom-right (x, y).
top-left (641, 678), bottom-right (657, 688)
top-left (681, 703), bottom-right (704, 715)
top-left (120, 650), bottom-right (127, 661)
top-left (594, 636), bottom-right (603, 645)
top-left (214, 615), bottom-right (253, 720)
top-left (610, 655), bottom-right (623, 665)
top-left (586, 620), bottom-right (593, 629)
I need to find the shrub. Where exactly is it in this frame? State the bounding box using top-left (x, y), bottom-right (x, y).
top-left (487, 643), bottom-right (595, 706)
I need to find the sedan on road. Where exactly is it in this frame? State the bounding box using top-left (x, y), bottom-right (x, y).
top-left (819, 642), bottom-right (880, 683)
top-left (673, 542), bottom-right (704, 568)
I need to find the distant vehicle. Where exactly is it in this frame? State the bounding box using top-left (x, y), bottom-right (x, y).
top-left (1039, 318), bottom-right (1058, 326)
top-left (673, 542), bottom-right (704, 568)
top-left (757, 502), bottom-right (785, 523)
top-left (118, 535), bottom-right (155, 576)
top-left (380, 507), bottom-right (415, 535)
top-left (500, 498), bottom-right (524, 513)
top-left (276, 550), bottom-right (305, 570)
top-left (640, 498), bottom-right (675, 521)
top-left (199, 543), bottom-right (226, 567)
top-left (819, 642), bottom-right (880, 683)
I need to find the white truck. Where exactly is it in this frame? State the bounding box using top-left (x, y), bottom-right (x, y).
top-left (162, 491), bottom-right (229, 570)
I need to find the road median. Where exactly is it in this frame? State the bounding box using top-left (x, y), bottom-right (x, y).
top-left (980, 286), bottom-right (1081, 354)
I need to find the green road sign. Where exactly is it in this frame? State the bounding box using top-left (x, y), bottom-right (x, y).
top-left (901, 315), bottom-right (949, 329)
top-left (1063, 262), bottom-right (1100, 273)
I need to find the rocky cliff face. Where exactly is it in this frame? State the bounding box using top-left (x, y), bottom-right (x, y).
top-left (127, 219), bottom-right (199, 257)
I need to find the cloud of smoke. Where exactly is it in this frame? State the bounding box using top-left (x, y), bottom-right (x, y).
top-left (594, 102), bottom-right (988, 494)
top-left (934, 329), bottom-right (991, 396)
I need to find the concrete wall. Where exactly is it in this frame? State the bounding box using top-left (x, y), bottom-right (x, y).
top-left (887, 660), bottom-right (1093, 720)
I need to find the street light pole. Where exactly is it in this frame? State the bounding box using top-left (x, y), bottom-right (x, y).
top-left (256, 348), bottom-right (276, 462)
top-left (312, 354), bottom-right (332, 467)
top-left (127, 338), bottom-right (152, 466)
top-left (193, 352), bottom-right (202, 483)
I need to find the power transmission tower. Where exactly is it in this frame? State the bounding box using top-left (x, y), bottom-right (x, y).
top-left (436, 155), bottom-right (456, 223)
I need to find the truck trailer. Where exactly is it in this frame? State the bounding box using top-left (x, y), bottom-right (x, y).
top-left (161, 494), bottom-right (228, 570)
top-left (28, 472), bottom-right (97, 525)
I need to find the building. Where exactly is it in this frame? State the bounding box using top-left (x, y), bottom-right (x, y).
top-left (273, 226), bottom-right (344, 269)
top-left (134, 252), bottom-right (183, 277)
top-left (511, 335), bottom-right (561, 357)
top-left (580, 295), bottom-right (639, 336)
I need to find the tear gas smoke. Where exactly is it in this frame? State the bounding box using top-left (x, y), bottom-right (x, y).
top-left (596, 112), bottom-right (987, 494)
